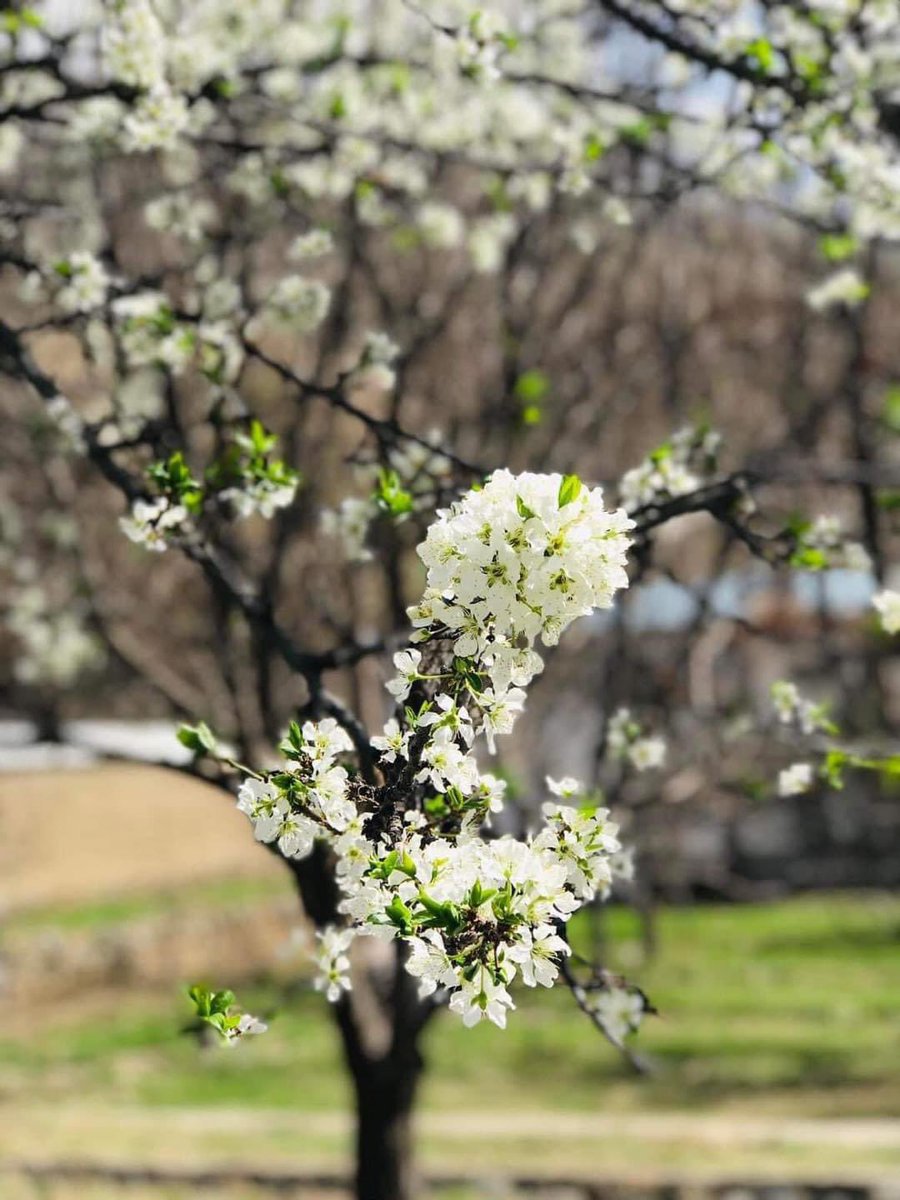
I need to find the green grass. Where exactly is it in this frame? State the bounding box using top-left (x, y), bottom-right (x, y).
top-left (4, 893), bottom-right (900, 1123)
top-left (4, 873), bottom-right (292, 935)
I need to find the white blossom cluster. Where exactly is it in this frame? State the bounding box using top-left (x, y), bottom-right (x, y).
top-left (54, 252), bottom-right (111, 314)
top-left (409, 467), bottom-right (631, 660)
top-left (7, 586), bottom-right (104, 689)
top-left (619, 426), bottom-right (721, 513)
top-left (237, 718), bottom-right (357, 860)
top-left (253, 275), bottom-right (331, 335)
top-left (769, 681), bottom-right (830, 798)
top-left (119, 423), bottom-right (298, 551)
top-left (79, 0), bottom-right (900, 258)
top-left (254, 762), bottom-right (622, 1029)
top-left (798, 515), bottom-right (871, 572)
top-left (777, 761), bottom-right (815, 798)
top-left (770, 680), bottom-right (834, 737)
top-left (219, 478), bottom-right (296, 520)
top-left (578, 983), bottom-right (647, 1046)
top-left (8, 0), bottom-right (900, 506)
top-left (806, 268), bottom-right (870, 313)
top-left (232, 471), bottom-right (635, 1027)
top-left (119, 496), bottom-right (189, 553)
top-left (349, 331), bottom-right (401, 394)
top-left (874, 589), bottom-right (900, 636)
top-left (606, 708), bottom-right (667, 773)
top-left (44, 396), bottom-right (87, 455)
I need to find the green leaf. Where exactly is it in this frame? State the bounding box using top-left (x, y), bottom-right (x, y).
top-left (557, 474), bottom-right (583, 508)
top-left (148, 451), bottom-right (200, 499)
top-left (177, 721), bottom-right (217, 755)
top-left (619, 118), bottom-right (654, 148)
top-left (270, 169), bottom-right (289, 198)
top-left (188, 984), bottom-right (212, 1017)
top-left (279, 721), bottom-right (305, 760)
top-left (514, 369), bottom-right (549, 404)
top-left (583, 132), bottom-right (605, 163)
top-left (247, 419), bottom-right (277, 457)
top-left (745, 37), bottom-right (775, 74)
top-left (790, 546), bottom-right (828, 571)
top-left (822, 749), bottom-right (848, 790)
top-left (373, 468), bottom-right (414, 518)
top-left (417, 891), bottom-right (459, 926)
top-left (385, 897), bottom-right (413, 933)
top-left (210, 989), bottom-right (235, 1015)
top-left (516, 495), bottom-right (537, 520)
top-left (882, 385), bottom-right (900, 433)
top-left (818, 233), bottom-right (858, 263)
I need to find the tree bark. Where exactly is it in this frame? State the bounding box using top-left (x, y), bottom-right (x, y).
top-left (287, 855), bottom-right (432, 1200)
top-left (352, 1052), bottom-right (422, 1200)
top-left (333, 942), bottom-right (431, 1200)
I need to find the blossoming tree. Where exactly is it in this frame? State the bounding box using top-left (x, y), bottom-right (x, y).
top-left (3, 2), bottom-right (900, 1198)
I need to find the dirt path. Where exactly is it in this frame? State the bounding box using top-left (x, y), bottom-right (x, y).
top-left (0, 765), bottom-right (279, 912)
top-left (3, 1105), bottom-right (900, 1180)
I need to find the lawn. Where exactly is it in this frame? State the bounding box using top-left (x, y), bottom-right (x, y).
top-left (3, 890), bottom-right (900, 1184)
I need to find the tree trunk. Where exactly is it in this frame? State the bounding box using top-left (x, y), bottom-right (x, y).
top-left (353, 1055), bottom-right (421, 1200)
top-left (287, 856), bottom-right (431, 1200)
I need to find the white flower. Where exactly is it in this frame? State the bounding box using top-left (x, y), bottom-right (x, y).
top-left (56, 252), bottom-right (110, 314)
top-left (770, 680), bottom-right (830, 735)
top-left (585, 986), bottom-right (645, 1043)
top-left (468, 214), bottom-right (515, 272)
top-left (607, 709), bottom-right (665, 770)
top-left (478, 687), bottom-right (526, 751)
top-left (45, 395), bottom-right (85, 453)
top-left (778, 762), bottom-right (815, 797)
top-left (771, 680), bottom-right (801, 723)
top-left (417, 202), bottom-right (465, 248)
top-left (411, 469), bottom-right (632, 698)
top-left (874, 589), bottom-right (900, 635)
top-left (313, 926), bottom-right (354, 1003)
top-left (448, 968), bottom-right (515, 1029)
top-left (806, 268), bottom-right (869, 312)
top-left (119, 496), bottom-right (188, 552)
top-left (372, 718), bottom-right (411, 763)
top-left (261, 275), bottom-right (330, 332)
top-left (506, 924), bottom-right (570, 988)
top-left (405, 931), bottom-right (456, 998)
top-left (321, 496), bottom-right (376, 564)
top-left (122, 87), bottom-right (190, 153)
top-left (237, 777), bottom-right (284, 840)
top-left (303, 717), bottom-right (354, 762)
top-left (145, 193), bottom-right (216, 243)
top-left (418, 693), bottom-right (474, 746)
top-left (219, 478), bottom-right (297, 520)
top-left (289, 229), bottom-right (334, 260)
top-left (546, 776), bottom-right (584, 800)
top-left (628, 737), bottom-right (667, 772)
top-left (350, 330), bottom-right (400, 391)
top-left (102, 0), bottom-right (166, 89)
top-left (224, 1013), bottom-right (269, 1042)
top-left (386, 648), bottom-right (422, 701)
top-left (416, 728), bottom-right (478, 793)
top-left (473, 772), bottom-right (506, 813)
